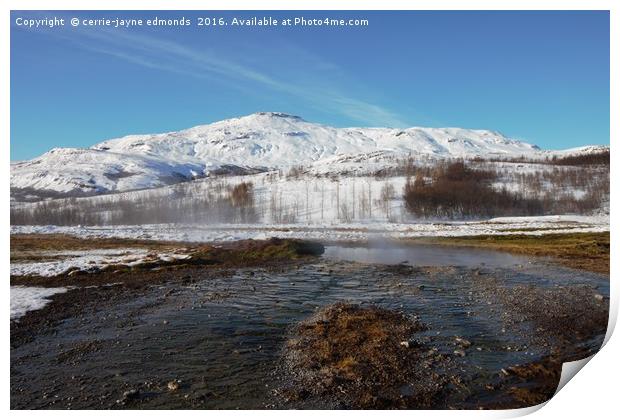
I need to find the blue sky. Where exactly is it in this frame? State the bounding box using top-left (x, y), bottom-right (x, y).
top-left (10, 10), bottom-right (609, 160)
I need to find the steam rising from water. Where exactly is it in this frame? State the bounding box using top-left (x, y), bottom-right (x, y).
top-left (324, 241), bottom-right (528, 268)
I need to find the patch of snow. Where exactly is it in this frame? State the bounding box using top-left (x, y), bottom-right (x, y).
top-left (487, 215), bottom-right (609, 224)
top-left (10, 286), bottom-right (68, 320)
top-left (10, 248), bottom-right (191, 277)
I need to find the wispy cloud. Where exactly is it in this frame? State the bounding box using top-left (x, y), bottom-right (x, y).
top-left (22, 16), bottom-right (411, 127)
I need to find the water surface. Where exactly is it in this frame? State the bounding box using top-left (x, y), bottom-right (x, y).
top-left (11, 244), bottom-right (608, 409)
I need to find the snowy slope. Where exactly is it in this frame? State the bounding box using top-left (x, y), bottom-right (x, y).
top-left (93, 112), bottom-right (542, 166)
top-left (545, 145), bottom-right (609, 156)
top-left (10, 148), bottom-right (206, 197)
top-left (9, 112), bottom-right (604, 199)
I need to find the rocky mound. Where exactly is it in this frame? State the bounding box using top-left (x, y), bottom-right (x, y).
top-left (278, 302), bottom-right (454, 409)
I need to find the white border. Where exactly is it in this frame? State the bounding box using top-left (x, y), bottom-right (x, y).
top-left (2, 1), bottom-right (616, 419)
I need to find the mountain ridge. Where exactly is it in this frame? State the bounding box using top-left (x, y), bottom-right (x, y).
top-left (11, 112), bottom-right (607, 200)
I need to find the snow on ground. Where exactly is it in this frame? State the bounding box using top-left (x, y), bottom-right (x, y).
top-left (11, 248), bottom-right (147, 277)
top-left (9, 213), bottom-right (608, 319)
top-left (10, 249), bottom-right (189, 320)
top-left (10, 248), bottom-right (191, 277)
top-left (10, 286), bottom-right (68, 320)
top-left (13, 162), bottom-right (605, 228)
top-left (486, 215), bottom-right (607, 224)
top-left (10, 213), bottom-right (609, 244)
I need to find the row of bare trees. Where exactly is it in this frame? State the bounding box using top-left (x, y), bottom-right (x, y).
top-left (471, 150), bottom-right (609, 166)
top-left (402, 161), bottom-right (606, 219)
top-left (11, 158), bottom-right (608, 226)
top-left (11, 181), bottom-right (257, 226)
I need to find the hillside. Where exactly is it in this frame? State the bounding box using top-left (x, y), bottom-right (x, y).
top-left (10, 112), bottom-right (605, 200)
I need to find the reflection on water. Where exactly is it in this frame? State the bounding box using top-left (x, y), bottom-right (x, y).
top-left (323, 242), bottom-right (529, 268)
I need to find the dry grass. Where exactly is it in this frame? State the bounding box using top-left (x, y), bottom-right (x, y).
top-left (11, 234), bottom-right (323, 262)
top-left (10, 234), bottom-right (185, 255)
top-left (10, 235), bottom-right (325, 287)
top-left (281, 303), bottom-right (451, 408)
top-left (415, 232), bottom-right (609, 274)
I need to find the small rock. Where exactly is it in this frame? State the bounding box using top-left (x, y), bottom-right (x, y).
top-left (454, 337), bottom-right (471, 348)
top-left (167, 380), bottom-right (181, 391)
top-left (453, 349), bottom-right (466, 357)
top-left (399, 341), bottom-right (410, 348)
top-left (594, 294), bottom-right (604, 301)
top-left (122, 389), bottom-right (139, 401)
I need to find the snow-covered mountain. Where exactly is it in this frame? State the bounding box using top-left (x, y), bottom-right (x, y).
top-left (9, 112), bottom-right (604, 200)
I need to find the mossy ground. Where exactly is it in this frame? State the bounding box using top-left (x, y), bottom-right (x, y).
top-left (10, 234), bottom-right (186, 257)
top-left (412, 232), bottom-right (609, 274)
top-left (280, 303), bottom-right (452, 409)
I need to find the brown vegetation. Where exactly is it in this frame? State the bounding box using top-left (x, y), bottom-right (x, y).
top-left (280, 303), bottom-right (452, 409)
top-left (485, 356), bottom-right (562, 408)
top-left (551, 150), bottom-right (609, 166)
top-left (403, 161), bottom-right (541, 218)
top-left (403, 161), bottom-right (605, 219)
top-left (11, 236), bottom-right (324, 287)
top-left (10, 234), bottom-right (186, 259)
top-left (420, 231), bottom-right (609, 274)
top-left (472, 150), bottom-right (610, 166)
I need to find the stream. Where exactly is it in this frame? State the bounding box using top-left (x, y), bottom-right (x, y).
top-left (10, 243), bottom-right (609, 409)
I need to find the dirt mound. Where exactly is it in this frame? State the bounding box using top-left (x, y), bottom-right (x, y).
top-left (215, 237), bottom-right (325, 259)
top-left (279, 302), bottom-right (453, 409)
